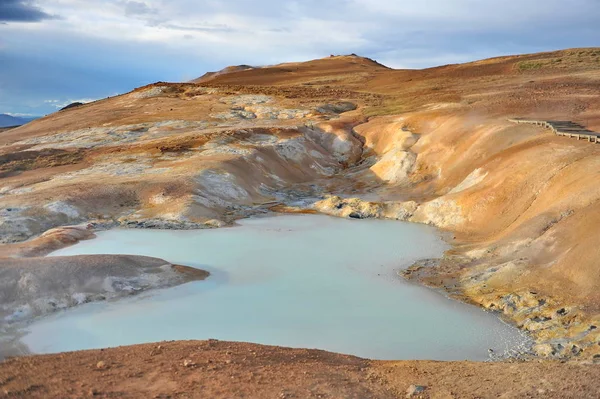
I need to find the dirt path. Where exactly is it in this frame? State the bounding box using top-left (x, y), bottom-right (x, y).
top-left (1, 340), bottom-right (599, 398)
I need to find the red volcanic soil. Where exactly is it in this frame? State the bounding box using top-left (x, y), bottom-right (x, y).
top-left (1, 340), bottom-right (599, 398)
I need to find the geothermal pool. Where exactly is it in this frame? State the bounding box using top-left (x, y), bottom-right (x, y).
top-left (21, 214), bottom-right (529, 360)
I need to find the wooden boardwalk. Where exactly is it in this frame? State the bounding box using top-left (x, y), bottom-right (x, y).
top-left (509, 118), bottom-right (600, 143)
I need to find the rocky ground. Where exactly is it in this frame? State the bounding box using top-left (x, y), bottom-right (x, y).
top-left (1, 340), bottom-right (599, 398)
top-left (2, 49), bottom-right (600, 396)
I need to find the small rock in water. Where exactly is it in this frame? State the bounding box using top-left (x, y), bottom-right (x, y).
top-left (406, 384), bottom-right (427, 397)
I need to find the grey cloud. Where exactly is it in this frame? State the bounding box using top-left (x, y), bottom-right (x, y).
top-left (121, 1), bottom-right (168, 27)
top-left (123, 1), bottom-right (157, 17)
top-left (162, 22), bottom-right (234, 33)
top-left (121, 1), bottom-right (232, 32)
top-left (0, 0), bottom-right (55, 22)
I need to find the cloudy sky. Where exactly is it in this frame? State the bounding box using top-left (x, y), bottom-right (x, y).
top-left (1, 0), bottom-right (598, 116)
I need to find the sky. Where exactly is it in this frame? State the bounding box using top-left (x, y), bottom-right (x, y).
top-left (1, 0), bottom-right (599, 116)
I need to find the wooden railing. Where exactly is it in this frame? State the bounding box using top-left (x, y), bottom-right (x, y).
top-left (509, 118), bottom-right (600, 143)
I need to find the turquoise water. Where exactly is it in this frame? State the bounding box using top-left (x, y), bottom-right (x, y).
top-left (21, 214), bottom-right (529, 360)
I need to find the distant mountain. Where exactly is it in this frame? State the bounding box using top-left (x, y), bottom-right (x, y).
top-left (0, 114), bottom-right (39, 128)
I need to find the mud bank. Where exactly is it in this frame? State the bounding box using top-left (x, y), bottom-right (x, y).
top-left (1, 254), bottom-right (209, 321)
top-left (0, 254), bottom-right (209, 359)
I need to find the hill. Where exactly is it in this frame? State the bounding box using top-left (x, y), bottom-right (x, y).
top-left (192, 54), bottom-right (391, 86)
top-left (0, 113), bottom-right (38, 128)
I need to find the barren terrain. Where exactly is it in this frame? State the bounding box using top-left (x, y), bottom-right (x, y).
top-left (2, 48), bottom-right (600, 396)
top-left (1, 340), bottom-right (599, 398)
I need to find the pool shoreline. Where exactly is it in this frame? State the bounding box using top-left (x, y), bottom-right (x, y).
top-left (6, 213), bottom-right (531, 361)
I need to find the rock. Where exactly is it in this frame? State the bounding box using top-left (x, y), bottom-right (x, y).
top-left (60, 102), bottom-right (84, 111)
top-left (96, 361), bottom-right (106, 369)
top-left (411, 198), bottom-right (465, 228)
top-left (383, 201), bottom-right (418, 220)
top-left (119, 218), bottom-right (208, 230)
top-left (132, 86), bottom-right (169, 99)
top-left (212, 109), bottom-right (256, 119)
top-left (557, 308), bottom-right (568, 316)
top-left (313, 196), bottom-right (383, 219)
top-left (532, 343), bottom-right (555, 357)
top-left (406, 384), bottom-right (427, 397)
top-left (204, 219), bottom-right (226, 228)
top-left (315, 102), bottom-right (357, 114)
top-left (369, 146), bottom-right (417, 185)
top-left (219, 94), bottom-right (272, 106)
top-left (183, 359), bottom-right (195, 367)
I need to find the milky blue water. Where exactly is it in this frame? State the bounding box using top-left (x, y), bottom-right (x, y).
top-left (21, 214), bottom-right (529, 360)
